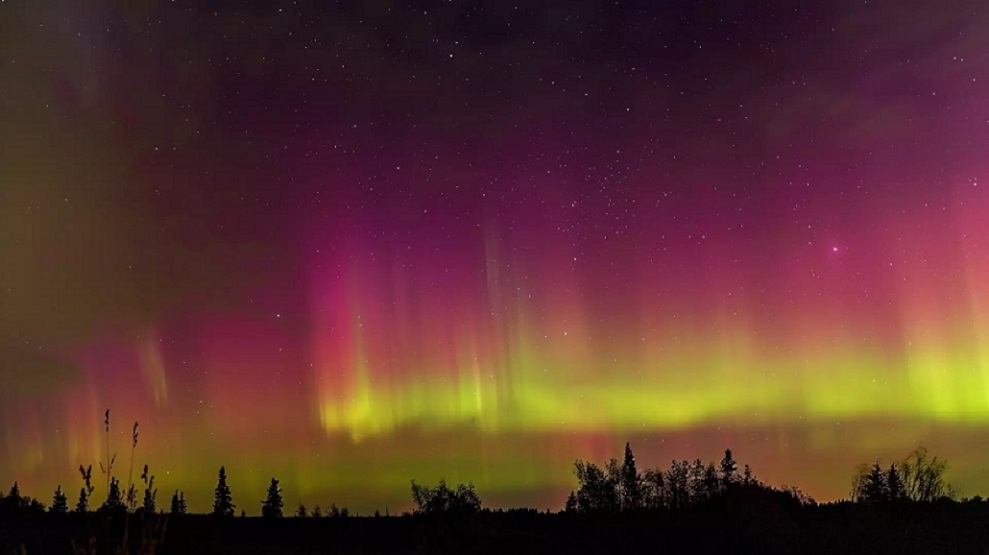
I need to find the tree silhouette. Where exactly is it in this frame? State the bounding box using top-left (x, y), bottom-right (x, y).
top-left (296, 503), bottom-right (308, 518)
top-left (887, 464), bottom-right (905, 500)
top-left (688, 459), bottom-right (709, 502)
top-left (851, 445), bottom-right (955, 503)
top-left (51, 485), bottom-right (68, 514)
top-left (703, 462), bottom-right (721, 499)
top-left (642, 468), bottom-right (666, 509)
top-left (1, 485), bottom-right (45, 514)
top-left (666, 460), bottom-right (691, 510)
top-left (261, 478), bottom-right (283, 518)
top-left (102, 477), bottom-right (123, 511)
top-left (742, 464), bottom-right (755, 485)
top-left (212, 466), bottom-right (235, 517)
top-left (0, 483), bottom-right (18, 513)
top-left (900, 445), bottom-right (953, 501)
top-left (720, 449), bottom-right (738, 489)
top-left (77, 464), bottom-right (94, 513)
top-left (573, 461), bottom-right (619, 513)
top-left (620, 442), bottom-right (642, 511)
top-left (170, 491), bottom-right (187, 515)
top-left (140, 464), bottom-right (157, 514)
top-left (75, 488), bottom-right (90, 513)
top-left (564, 491), bottom-right (578, 513)
top-left (865, 461), bottom-right (888, 502)
top-left (312, 505), bottom-right (322, 518)
top-left (410, 479), bottom-right (481, 515)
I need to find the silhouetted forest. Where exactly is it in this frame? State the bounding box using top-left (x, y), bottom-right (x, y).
top-left (0, 411), bottom-right (986, 554)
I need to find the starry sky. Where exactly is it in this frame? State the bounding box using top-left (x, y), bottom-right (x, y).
top-left (2, 0), bottom-right (989, 513)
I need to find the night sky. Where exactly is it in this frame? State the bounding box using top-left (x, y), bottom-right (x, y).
top-left (2, 0), bottom-right (989, 513)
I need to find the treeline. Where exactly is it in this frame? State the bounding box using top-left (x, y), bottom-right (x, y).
top-left (563, 443), bottom-right (813, 513)
top-left (849, 445), bottom-right (955, 503)
top-left (0, 410), bottom-right (967, 520)
top-left (1, 444), bottom-right (962, 520)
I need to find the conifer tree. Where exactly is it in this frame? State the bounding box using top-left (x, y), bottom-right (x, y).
top-left (703, 462), bottom-right (721, 498)
top-left (720, 449), bottom-right (738, 488)
top-left (564, 491), bottom-right (578, 513)
top-left (296, 503), bottom-right (308, 518)
top-left (212, 466), bottom-right (235, 517)
top-left (170, 491), bottom-right (187, 515)
top-left (742, 464), bottom-right (754, 485)
top-left (76, 488), bottom-right (89, 513)
top-left (620, 442), bottom-right (641, 511)
top-left (77, 465), bottom-right (94, 513)
top-left (887, 463), bottom-right (905, 500)
top-left (862, 462), bottom-right (888, 503)
top-left (103, 477), bottom-right (123, 511)
top-left (261, 478), bottom-right (283, 518)
top-left (51, 485), bottom-right (68, 514)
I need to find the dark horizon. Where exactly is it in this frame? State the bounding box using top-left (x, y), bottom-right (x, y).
top-left (0, 421), bottom-right (966, 517)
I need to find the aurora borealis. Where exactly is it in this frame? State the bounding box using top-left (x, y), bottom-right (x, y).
top-left (2, 0), bottom-right (989, 513)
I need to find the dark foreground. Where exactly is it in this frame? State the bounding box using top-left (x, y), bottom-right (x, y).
top-left (4, 499), bottom-right (989, 555)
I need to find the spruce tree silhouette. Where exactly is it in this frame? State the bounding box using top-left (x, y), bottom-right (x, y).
top-left (102, 477), bottom-right (123, 511)
top-left (861, 462), bottom-right (888, 503)
top-left (742, 464), bottom-right (755, 485)
top-left (564, 491), bottom-right (578, 513)
top-left (0, 483), bottom-right (21, 513)
top-left (720, 449), bottom-right (738, 489)
top-left (50, 485), bottom-right (68, 514)
top-left (887, 463), bottom-right (905, 501)
top-left (261, 478), bottom-right (284, 518)
top-left (170, 491), bottom-right (179, 514)
top-left (213, 466), bottom-right (235, 517)
top-left (75, 488), bottom-right (89, 513)
top-left (296, 503), bottom-right (308, 518)
top-left (620, 442), bottom-right (641, 511)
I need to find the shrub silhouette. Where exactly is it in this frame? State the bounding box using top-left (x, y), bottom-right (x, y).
top-left (410, 479), bottom-right (481, 515)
